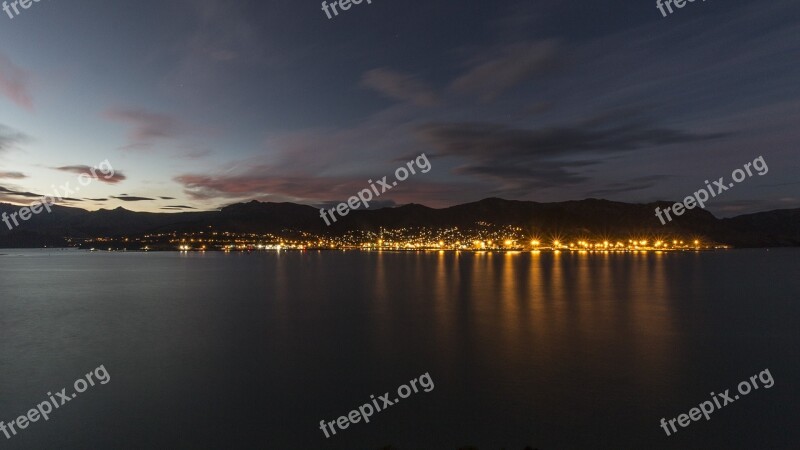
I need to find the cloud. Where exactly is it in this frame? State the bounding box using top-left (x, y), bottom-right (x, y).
top-left (0, 185), bottom-right (82, 205)
top-left (586, 175), bottom-right (674, 197)
top-left (0, 185), bottom-right (41, 198)
top-left (173, 168), bottom-right (470, 208)
top-left (449, 40), bottom-right (563, 101)
top-left (111, 195), bottom-right (155, 202)
top-left (54, 165), bottom-right (127, 184)
top-left (454, 162), bottom-right (593, 193)
top-left (0, 171), bottom-right (26, 179)
top-left (315, 199), bottom-right (397, 211)
top-left (0, 124), bottom-right (31, 153)
top-left (0, 53), bottom-right (33, 110)
top-left (418, 116), bottom-right (722, 161)
top-left (174, 172), bottom-right (341, 201)
top-left (361, 68), bottom-right (439, 107)
top-left (417, 111), bottom-right (726, 194)
top-left (162, 205), bottom-right (196, 210)
top-left (159, 196), bottom-right (176, 200)
top-left (105, 108), bottom-right (185, 142)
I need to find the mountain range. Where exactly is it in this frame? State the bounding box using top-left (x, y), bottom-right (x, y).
top-left (0, 198), bottom-right (798, 248)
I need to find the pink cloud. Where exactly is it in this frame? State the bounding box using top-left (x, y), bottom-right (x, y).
top-left (0, 53), bottom-right (33, 110)
top-left (174, 169), bottom-right (475, 208)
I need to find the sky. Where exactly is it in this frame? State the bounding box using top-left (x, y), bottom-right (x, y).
top-left (0, 0), bottom-right (797, 216)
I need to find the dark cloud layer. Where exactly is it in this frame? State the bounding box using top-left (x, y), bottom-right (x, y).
top-left (586, 175), bottom-right (675, 197)
top-left (0, 185), bottom-right (41, 198)
top-left (0, 171), bottom-right (26, 179)
top-left (54, 165), bottom-right (127, 184)
top-left (0, 185), bottom-right (82, 204)
top-left (161, 205), bottom-right (196, 210)
top-left (416, 112), bottom-right (725, 193)
top-left (111, 195), bottom-right (156, 202)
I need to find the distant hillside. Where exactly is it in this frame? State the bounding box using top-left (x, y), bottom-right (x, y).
top-left (0, 198), bottom-right (797, 248)
top-left (719, 208), bottom-right (800, 246)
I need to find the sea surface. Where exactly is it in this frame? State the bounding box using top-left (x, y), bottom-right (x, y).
top-left (1, 249), bottom-right (798, 449)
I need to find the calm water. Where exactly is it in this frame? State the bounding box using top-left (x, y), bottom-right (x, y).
top-left (1, 249), bottom-right (798, 449)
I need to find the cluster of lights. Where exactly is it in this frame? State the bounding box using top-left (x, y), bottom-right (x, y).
top-left (79, 226), bottom-right (721, 252)
top-left (178, 245), bottom-right (207, 251)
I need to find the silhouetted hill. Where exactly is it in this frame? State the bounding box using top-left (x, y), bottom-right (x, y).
top-left (720, 208), bottom-right (800, 246)
top-left (337, 198), bottom-right (720, 233)
top-left (0, 198), bottom-right (797, 248)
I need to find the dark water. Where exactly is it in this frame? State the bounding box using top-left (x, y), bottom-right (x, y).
top-left (1, 249), bottom-right (798, 449)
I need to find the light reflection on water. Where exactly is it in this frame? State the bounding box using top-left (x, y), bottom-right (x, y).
top-left (0, 249), bottom-right (798, 449)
